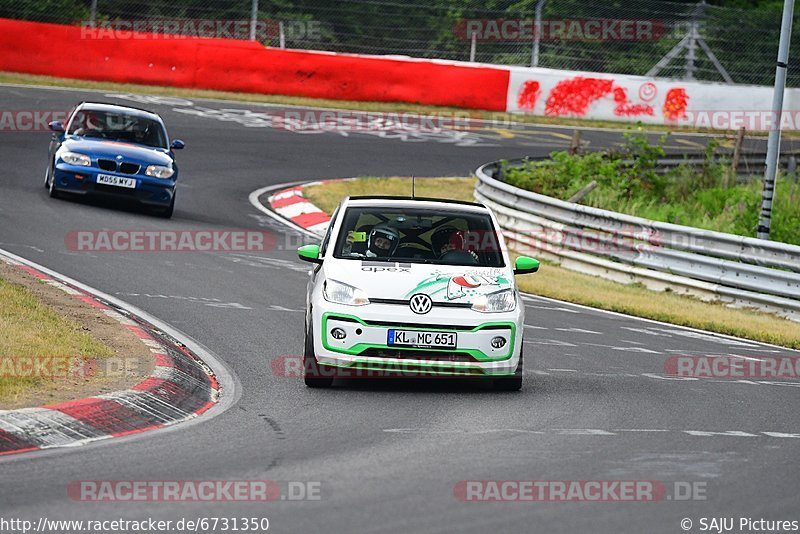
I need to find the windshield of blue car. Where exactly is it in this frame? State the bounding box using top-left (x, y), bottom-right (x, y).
top-left (67, 110), bottom-right (168, 148)
top-left (333, 206), bottom-right (505, 267)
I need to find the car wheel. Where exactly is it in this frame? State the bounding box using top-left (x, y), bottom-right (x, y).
top-left (156, 193), bottom-right (175, 219)
top-left (304, 319), bottom-right (333, 388)
top-left (47, 163), bottom-right (60, 199)
top-left (492, 348), bottom-right (523, 391)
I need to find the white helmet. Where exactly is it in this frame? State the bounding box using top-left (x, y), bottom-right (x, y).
top-left (367, 224), bottom-right (400, 257)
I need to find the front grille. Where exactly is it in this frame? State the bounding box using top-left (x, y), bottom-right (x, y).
top-left (371, 298), bottom-right (471, 309)
top-left (97, 159), bottom-right (116, 171)
top-left (119, 162), bottom-right (140, 174)
top-left (371, 320), bottom-right (506, 332)
top-left (358, 348), bottom-right (476, 362)
top-left (94, 184), bottom-right (136, 196)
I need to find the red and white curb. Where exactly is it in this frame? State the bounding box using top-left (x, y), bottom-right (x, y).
top-left (0, 249), bottom-right (228, 456)
top-left (267, 182), bottom-right (332, 236)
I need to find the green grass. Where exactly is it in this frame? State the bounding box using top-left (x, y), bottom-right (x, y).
top-left (0, 277), bottom-right (113, 404)
top-left (591, 179), bottom-right (800, 245)
top-left (303, 177), bottom-right (476, 214)
top-left (0, 70), bottom-right (771, 136)
top-left (503, 136), bottom-right (800, 245)
top-left (301, 176), bottom-right (800, 349)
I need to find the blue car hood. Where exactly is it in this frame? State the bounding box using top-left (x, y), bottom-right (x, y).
top-left (62, 137), bottom-right (173, 166)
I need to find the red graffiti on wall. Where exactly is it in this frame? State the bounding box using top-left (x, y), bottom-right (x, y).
top-left (613, 86), bottom-right (655, 117)
top-left (544, 77), bottom-right (613, 116)
top-left (516, 80), bottom-right (541, 111)
top-left (542, 77), bottom-right (654, 117)
top-left (663, 87), bottom-right (688, 121)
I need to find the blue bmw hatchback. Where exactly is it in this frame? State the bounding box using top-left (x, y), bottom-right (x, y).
top-left (45, 102), bottom-right (184, 218)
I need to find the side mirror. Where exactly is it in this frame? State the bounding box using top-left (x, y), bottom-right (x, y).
top-left (48, 121), bottom-right (65, 133)
top-left (513, 256), bottom-right (539, 275)
top-left (170, 139), bottom-right (185, 150)
top-left (298, 244), bottom-right (322, 264)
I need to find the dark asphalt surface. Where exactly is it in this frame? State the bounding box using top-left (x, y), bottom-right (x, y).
top-left (0, 84), bottom-right (798, 534)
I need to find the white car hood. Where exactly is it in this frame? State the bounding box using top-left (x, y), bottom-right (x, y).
top-left (324, 260), bottom-right (514, 304)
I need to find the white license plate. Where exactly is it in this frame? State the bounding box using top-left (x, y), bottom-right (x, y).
top-left (97, 174), bottom-right (136, 189)
top-left (387, 329), bottom-right (457, 349)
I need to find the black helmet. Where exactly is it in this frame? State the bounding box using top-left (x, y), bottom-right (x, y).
top-left (431, 225), bottom-right (464, 254)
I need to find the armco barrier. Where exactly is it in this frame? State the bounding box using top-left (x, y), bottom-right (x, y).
top-left (0, 19), bottom-right (509, 111)
top-left (475, 159), bottom-right (800, 322)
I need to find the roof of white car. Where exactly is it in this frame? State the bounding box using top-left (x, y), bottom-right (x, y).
top-left (344, 196), bottom-right (489, 213)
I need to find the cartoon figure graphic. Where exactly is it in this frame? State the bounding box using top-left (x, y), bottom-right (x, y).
top-left (446, 275), bottom-right (500, 300)
top-left (404, 271), bottom-right (509, 301)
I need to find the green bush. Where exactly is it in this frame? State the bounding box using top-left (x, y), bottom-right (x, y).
top-left (501, 133), bottom-right (800, 246)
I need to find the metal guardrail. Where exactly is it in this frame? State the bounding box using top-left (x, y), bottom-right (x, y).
top-left (490, 152), bottom-right (800, 180)
top-left (475, 158), bottom-right (800, 322)
top-left (649, 155), bottom-right (798, 176)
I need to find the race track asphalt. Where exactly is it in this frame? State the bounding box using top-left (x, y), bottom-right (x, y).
top-left (0, 84), bottom-right (798, 534)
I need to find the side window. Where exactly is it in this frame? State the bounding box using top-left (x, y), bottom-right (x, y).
top-left (319, 205), bottom-right (340, 256)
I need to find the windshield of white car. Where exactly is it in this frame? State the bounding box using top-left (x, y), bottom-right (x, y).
top-left (67, 110), bottom-right (168, 148)
top-left (332, 206), bottom-right (505, 267)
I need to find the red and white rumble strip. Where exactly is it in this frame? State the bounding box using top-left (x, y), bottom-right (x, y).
top-left (268, 183), bottom-right (331, 236)
top-left (0, 255), bottom-right (220, 456)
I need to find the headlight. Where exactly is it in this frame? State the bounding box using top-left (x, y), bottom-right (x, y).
top-left (323, 279), bottom-right (369, 306)
top-left (60, 151), bottom-right (91, 166)
top-left (472, 289), bottom-right (516, 313)
top-left (145, 165), bottom-right (175, 179)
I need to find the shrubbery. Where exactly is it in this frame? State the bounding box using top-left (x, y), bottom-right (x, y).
top-left (501, 133), bottom-right (800, 245)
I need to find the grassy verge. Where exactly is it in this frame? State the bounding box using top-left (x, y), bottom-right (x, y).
top-left (302, 176), bottom-right (800, 349)
top-left (503, 135), bottom-right (800, 245)
top-left (303, 177), bottom-right (476, 214)
top-left (0, 276), bottom-right (113, 404)
top-left (0, 71), bottom-right (758, 135)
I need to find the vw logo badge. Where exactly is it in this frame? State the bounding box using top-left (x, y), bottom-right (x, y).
top-left (409, 293), bottom-right (433, 315)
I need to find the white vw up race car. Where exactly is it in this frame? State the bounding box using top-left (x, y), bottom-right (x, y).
top-left (297, 197), bottom-right (539, 390)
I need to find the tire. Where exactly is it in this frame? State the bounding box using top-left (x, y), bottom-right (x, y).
top-left (156, 192), bottom-right (175, 219)
top-left (46, 162), bottom-right (60, 199)
top-left (492, 347), bottom-right (523, 391)
top-left (304, 319), bottom-right (333, 388)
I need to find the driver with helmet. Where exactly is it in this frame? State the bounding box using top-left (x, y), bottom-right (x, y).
top-left (132, 119), bottom-right (151, 144)
top-left (72, 111), bottom-right (104, 137)
top-left (430, 225), bottom-right (479, 261)
top-left (366, 224), bottom-right (400, 257)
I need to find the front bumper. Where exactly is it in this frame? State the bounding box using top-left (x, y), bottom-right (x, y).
top-left (312, 300), bottom-right (524, 377)
top-left (52, 163), bottom-right (175, 207)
